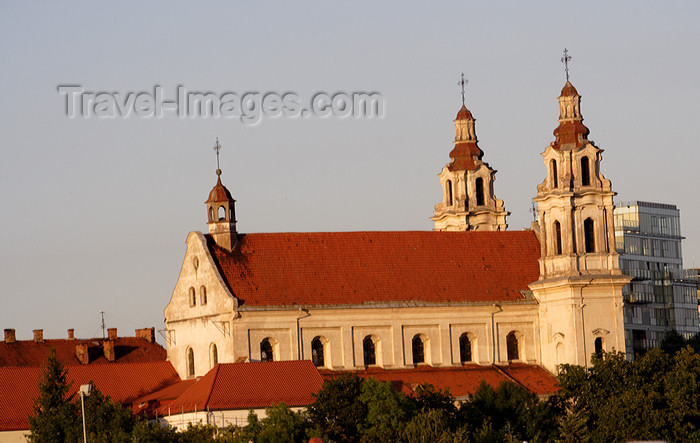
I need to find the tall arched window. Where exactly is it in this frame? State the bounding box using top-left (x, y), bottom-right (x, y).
top-left (189, 287), bottom-right (196, 307)
top-left (200, 286), bottom-right (207, 305)
top-left (581, 157), bottom-right (590, 186)
top-left (218, 206), bottom-right (226, 220)
top-left (412, 335), bottom-right (425, 365)
top-left (186, 347), bottom-right (195, 377)
top-left (446, 180), bottom-right (453, 206)
top-left (363, 336), bottom-right (376, 366)
top-left (459, 333), bottom-right (472, 363)
top-left (506, 332), bottom-right (519, 361)
top-left (594, 337), bottom-right (603, 357)
top-left (260, 338), bottom-right (273, 362)
top-left (475, 177), bottom-right (485, 206)
top-left (551, 159), bottom-right (558, 188)
top-left (210, 343), bottom-right (218, 368)
top-left (311, 336), bottom-right (325, 367)
top-left (554, 221), bottom-right (563, 255)
top-left (584, 218), bottom-right (595, 253)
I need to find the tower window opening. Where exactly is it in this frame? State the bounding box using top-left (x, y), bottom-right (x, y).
top-left (311, 336), bottom-right (325, 367)
top-left (506, 332), bottom-right (519, 361)
top-left (209, 208), bottom-right (214, 222)
top-left (210, 343), bottom-right (218, 369)
top-left (363, 336), bottom-right (376, 366)
top-left (594, 337), bottom-right (603, 357)
top-left (446, 180), bottom-right (453, 206)
top-left (584, 218), bottom-right (595, 253)
top-left (554, 221), bottom-right (563, 255)
top-left (551, 160), bottom-right (558, 188)
top-left (189, 287), bottom-right (196, 307)
top-left (459, 333), bottom-right (472, 363)
top-left (475, 177), bottom-right (485, 206)
top-left (412, 335), bottom-right (425, 365)
top-left (260, 338), bottom-right (274, 362)
top-left (200, 286), bottom-right (207, 305)
top-left (186, 347), bottom-right (195, 377)
top-left (218, 206), bottom-right (226, 221)
top-left (581, 157), bottom-right (590, 186)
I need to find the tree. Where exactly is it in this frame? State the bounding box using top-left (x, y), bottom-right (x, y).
top-left (28, 348), bottom-right (81, 442)
top-left (357, 378), bottom-right (412, 442)
top-left (81, 385), bottom-right (137, 443)
top-left (256, 402), bottom-right (308, 443)
top-left (306, 373), bottom-right (367, 442)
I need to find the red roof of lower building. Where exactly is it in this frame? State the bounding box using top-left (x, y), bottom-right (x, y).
top-left (209, 231), bottom-right (540, 307)
top-left (156, 361), bottom-right (324, 416)
top-left (0, 361), bottom-right (180, 432)
top-left (319, 363), bottom-right (558, 398)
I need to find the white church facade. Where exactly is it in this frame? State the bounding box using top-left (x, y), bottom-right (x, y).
top-left (164, 77), bottom-right (630, 379)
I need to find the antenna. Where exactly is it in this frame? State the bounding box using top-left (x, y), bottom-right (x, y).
top-left (99, 310), bottom-right (106, 339)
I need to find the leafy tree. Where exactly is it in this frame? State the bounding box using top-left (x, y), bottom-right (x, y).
top-left (409, 383), bottom-right (456, 421)
top-left (28, 348), bottom-right (81, 442)
top-left (357, 378), bottom-right (412, 442)
top-left (661, 329), bottom-right (688, 355)
top-left (256, 402), bottom-right (308, 443)
top-left (306, 373), bottom-right (367, 442)
top-left (130, 420), bottom-right (180, 442)
top-left (401, 408), bottom-right (453, 443)
top-left (81, 385), bottom-right (137, 443)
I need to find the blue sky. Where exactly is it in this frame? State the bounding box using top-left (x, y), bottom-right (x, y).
top-left (1, 1), bottom-right (698, 342)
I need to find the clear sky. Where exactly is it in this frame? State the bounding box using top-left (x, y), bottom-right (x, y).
top-left (1, 1), bottom-right (698, 343)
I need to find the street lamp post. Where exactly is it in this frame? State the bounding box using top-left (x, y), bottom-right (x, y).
top-left (79, 383), bottom-right (92, 443)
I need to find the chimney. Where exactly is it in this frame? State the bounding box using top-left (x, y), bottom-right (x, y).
top-left (33, 329), bottom-right (44, 343)
top-left (135, 327), bottom-right (155, 343)
top-left (67, 329), bottom-right (75, 340)
top-left (4, 329), bottom-right (16, 343)
top-left (75, 343), bottom-right (89, 364)
top-left (103, 340), bottom-right (115, 362)
top-left (107, 328), bottom-right (118, 341)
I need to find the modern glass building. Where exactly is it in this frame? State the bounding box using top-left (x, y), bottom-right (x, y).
top-left (614, 201), bottom-right (699, 356)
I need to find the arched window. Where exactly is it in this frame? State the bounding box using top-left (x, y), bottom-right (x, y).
top-left (186, 347), bottom-right (195, 377)
top-left (551, 159), bottom-right (558, 188)
top-left (188, 287), bottom-right (196, 307)
top-left (584, 218), bottom-right (595, 253)
top-left (554, 221), bottom-right (563, 255)
top-left (218, 206), bottom-right (226, 221)
top-left (459, 333), bottom-right (472, 363)
top-left (506, 332), bottom-right (519, 361)
top-left (475, 177), bottom-right (485, 206)
top-left (208, 207), bottom-right (214, 222)
top-left (594, 337), bottom-right (603, 357)
top-left (412, 335), bottom-right (425, 365)
top-left (446, 180), bottom-right (453, 206)
top-left (260, 338), bottom-right (273, 362)
top-left (363, 336), bottom-right (376, 366)
top-left (210, 343), bottom-right (218, 369)
top-left (581, 157), bottom-right (590, 186)
top-left (311, 336), bottom-right (325, 367)
top-left (200, 286), bottom-right (207, 305)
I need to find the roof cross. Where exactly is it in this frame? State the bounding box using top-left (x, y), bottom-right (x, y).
top-left (213, 138), bottom-right (222, 176)
top-left (458, 73), bottom-right (468, 105)
top-left (561, 48), bottom-right (572, 82)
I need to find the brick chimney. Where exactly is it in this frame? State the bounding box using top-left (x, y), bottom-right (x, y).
top-left (4, 329), bottom-right (16, 343)
top-left (33, 329), bottom-right (44, 343)
top-left (135, 327), bottom-right (155, 343)
top-left (103, 340), bottom-right (115, 362)
top-left (67, 329), bottom-right (75, 340)
top-left (75, 343), bottom-right (89, 364)
top-left (107, 328), bottom-right (118, 341)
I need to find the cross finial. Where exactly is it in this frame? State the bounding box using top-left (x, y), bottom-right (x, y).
top-left (561, 48), bottom-right (572, 82)
top-left (213, 137), bottom-right (222, 176)
top-left (458, 73), bottom-right (468, 105)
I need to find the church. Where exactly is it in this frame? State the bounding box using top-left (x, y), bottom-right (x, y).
top-left (164, 74), bottom-right (630, 380)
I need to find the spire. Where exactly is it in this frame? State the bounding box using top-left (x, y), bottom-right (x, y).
top-left (449, 74), bottom-right (483, 171)
top-left (551, 51), bottom-right (590, 150)
top-left (205, 139), bottom-right (237, 250)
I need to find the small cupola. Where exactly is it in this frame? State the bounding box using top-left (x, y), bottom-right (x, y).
top-left (206, 139), bottom-right (237, 250)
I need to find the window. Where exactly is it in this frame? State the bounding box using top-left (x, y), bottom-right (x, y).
top-left (459, 333), bottom-right (472, 363)
top-left (218, 206), bottom-right (226, 220)
top-left (412, 335), bottom-right (425, 365)
top-left (475, 177), bottom-right (485, 206)
top-left (189, 287), bottom-right (196, 307)
top-left (584, 218), bottom-right (595, 253)
top-left (551, 159), bottom-right (558, 188)
top-left (581, 157), bottom-right (590, 186)
top-left (186, 347), bottom-right (195, 377)
top-left (200, 286), bottom-right (207, 305)
top-left (363, 336), bottom-right (376, 366)
top-left (446, 180), bottom-right (453, 206)
top-left (554, 221), bottom-right (562, 255)
top-left (506, 332), bottom-right (519, 361)
top-left (594, 337), bottom-right (603, 357)
top-left (311, 336), bottom-right (325, 367)
top-left (210, 343), bottom-right (218, 369)
top-left (260, 338), bottom-right (274, 362)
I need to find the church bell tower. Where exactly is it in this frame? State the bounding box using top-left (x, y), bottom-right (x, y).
top-left (431, 74), bottom-right (508, 231)
top-left (206, 139), bottom-right (237, 251)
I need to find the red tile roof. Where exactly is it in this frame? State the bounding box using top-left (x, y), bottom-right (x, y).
top-left (0, 361), bottom-right (180, 431)
top-left (209, 231), bottom-right (540, 307)
top-left (0, 337), bottom-right (166, 367)
top-left (319, 363), bottom-right (558, 398)
top-left (157, 361), bottom-right (324, 415)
